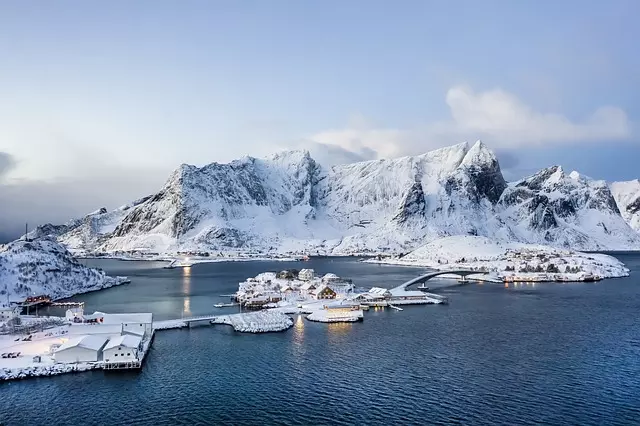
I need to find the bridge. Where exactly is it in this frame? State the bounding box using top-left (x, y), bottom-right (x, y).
top-left (394, 270), bottom-right (488, 291)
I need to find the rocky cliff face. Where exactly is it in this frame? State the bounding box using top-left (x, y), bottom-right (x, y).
top-left (29, 141), bottom-right (640, 254)
top-left (497, 168), bottom-right (637, 249)
top-left (611, 180), bottom-right (640, 233)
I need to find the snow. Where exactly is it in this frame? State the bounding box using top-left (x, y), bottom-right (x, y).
top-left (56, 335), bottom-right (108, 352)
top-left (0, 238), bottom-right (129, 303)
top-left (369, 235), bottom-right (629, 281)
top-left (212, 311), bottom-right (293, 333)
top-left (611, 179), bottom-right (640, 232)
top-left (27, 142), bottom-right (640, 255)
top-left (103, 335), bottom-right (141, 350)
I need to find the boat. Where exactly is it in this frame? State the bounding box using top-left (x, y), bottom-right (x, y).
top-left (389, 304), bottom-right (403, 311)
top-left (163, 260), bottom-right (177, 269)
top-left (214, 303), bottom-right (237, 308)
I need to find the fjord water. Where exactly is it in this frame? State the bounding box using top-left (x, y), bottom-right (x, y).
top-left (2, 255), bottom-right (640, 426)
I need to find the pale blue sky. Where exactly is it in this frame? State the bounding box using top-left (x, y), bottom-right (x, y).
top-left (0, 0), bottom-right (639, 238)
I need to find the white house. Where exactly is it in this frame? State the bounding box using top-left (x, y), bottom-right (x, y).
top-left (54, 335), bottom-right (108, 363)
top-left (103, 335), bottom-right (142, 363)
top-left (65, 307), bottom-right (83, 322)
top-left (322, 273), bottom-right (341, 283)
top-left (298, 269), bottom-right (315, 281)
top-left (368, 287), bottom-right (392, 299)
top-left (0, 305), bottom-right (19, 323)
top-left (300, 282), bottom-right (317, 293)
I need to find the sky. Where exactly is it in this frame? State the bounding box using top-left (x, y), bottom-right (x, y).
top-left (1, 0), bottom-right (639, 241)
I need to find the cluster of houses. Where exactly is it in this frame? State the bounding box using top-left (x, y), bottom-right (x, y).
top-left (236, 269), bottom-right (355, 309)
top-left (52, 308), bottom-right (153, 368)
top-left (235, 268), bottom-right (446, 315)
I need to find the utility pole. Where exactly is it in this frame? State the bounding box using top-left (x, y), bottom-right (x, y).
top-left (25, 223), bottom-right (28, 242)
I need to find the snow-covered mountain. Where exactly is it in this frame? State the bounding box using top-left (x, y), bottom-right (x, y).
top-left (29, 141), bottom-right (640, 254)
top-left (498, 167), bottom-right (639, 249)
top-left (27, 196), bottom-right (151, 251)
top-left (0, 238), bottom-right (128, 302)
top-left (611, 180), bottom-right (640, 233)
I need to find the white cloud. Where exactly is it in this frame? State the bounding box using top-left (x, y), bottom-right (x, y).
top-left (306, 85), bottom-right (632, 163)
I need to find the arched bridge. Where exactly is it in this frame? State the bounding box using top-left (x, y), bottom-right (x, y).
top-left (395, 270), bottom-right (488, 291)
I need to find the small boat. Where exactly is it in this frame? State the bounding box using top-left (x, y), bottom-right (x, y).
top-left (389, 304), bottom-right (403, 311)
top-left (214, 303), bottom-right (237, 308)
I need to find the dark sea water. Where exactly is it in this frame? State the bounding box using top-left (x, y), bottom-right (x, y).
top-left (2, 255), bottom-right (640, 426)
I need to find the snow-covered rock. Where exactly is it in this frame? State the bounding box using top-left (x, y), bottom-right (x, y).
top-left (371, 236), bottom-right (629, 281)
top-left (30, 141), bottom-right (640, 254)
top-left (0, 361), bottom-right (100, 381)
top-left (611, 179), bottom-right (640, 233)
top-left (498, 167), bottom-right (639, 250)
top-left (0, 238), bottom-right (128, 302)
top-left (213, 311), bottom-right (293, 333)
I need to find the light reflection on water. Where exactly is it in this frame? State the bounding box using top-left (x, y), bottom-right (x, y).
top-left (182, 266), bottom-right (191, 316)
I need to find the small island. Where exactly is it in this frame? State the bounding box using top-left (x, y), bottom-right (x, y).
top-left (366, 236), bottom-right (630, 282)
top-left (231, 268), bottom-right (447, 324)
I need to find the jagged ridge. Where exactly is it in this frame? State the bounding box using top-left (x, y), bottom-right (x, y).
top-left (29, 141), bottom-right (640, 254)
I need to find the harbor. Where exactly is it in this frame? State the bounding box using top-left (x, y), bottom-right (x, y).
top-left (0, 266), bottom-right (469, 381)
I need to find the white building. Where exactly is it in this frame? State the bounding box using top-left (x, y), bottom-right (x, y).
top-left (300, 282), bottom-right (316, 293)
top-left (0, 305), bottom-right (19, 323)
top-left (298, 268), bottom-right (315, 281)
top-left (368, 287), bottom-right (392, 299)
top-left (54, 335), bottom-right (108, 363)
top-left (322, 273), bottom-right (341, 283)
top-left (82, 312), bottom-right (153, 336)
top-left (65, 307), bottom-right (83, 322)
top-left (103, 335), bottom-right (142, 363)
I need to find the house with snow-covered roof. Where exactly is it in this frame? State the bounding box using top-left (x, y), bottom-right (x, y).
top-left (54, 335), bottom-right (109, 363)
top-left (103, 335), bottom-right (142, 363)
top-left (322, 273), bottom-right (341, 282)
top-left (313, 285), bottom-right (337, 300)
top-left (368, 287), bottom-right (392, 299)
top-left (298, 268), bottom-right (315, 281)
top-left (300, 282), bottom-right (317, 293)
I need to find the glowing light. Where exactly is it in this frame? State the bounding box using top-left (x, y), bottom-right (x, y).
top-left (182, 267), bottom-right (192, 315)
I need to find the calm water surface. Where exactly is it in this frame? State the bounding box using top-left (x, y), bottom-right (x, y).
top-left (2, 255), bottom-right (640, 425)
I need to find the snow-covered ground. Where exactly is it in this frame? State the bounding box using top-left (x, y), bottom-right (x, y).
top-left (212, 311), bottom-right (293, 333)
top-left (368, 236), bottom-right (629, 281)
top-left (0, 325), bottom-right (97, 381)
top-left (0, 238), bottom-right (129, 303)
top-left (1, 315), bottom-right (154, 381)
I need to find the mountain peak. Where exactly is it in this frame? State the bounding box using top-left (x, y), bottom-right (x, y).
top-left (460, 140), bottom-right (499, 168)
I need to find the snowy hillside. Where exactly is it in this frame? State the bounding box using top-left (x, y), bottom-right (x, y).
top-left (370, 236), bottom-right (629, 281)
top-left (611, 180), bottom-right (640, 233)
top-left (0, 239), bottom-right (128, 302)
top-left (29, 141), bottom-right (640, 255)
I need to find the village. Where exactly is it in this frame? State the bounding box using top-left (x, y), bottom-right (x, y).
top-left (232, 268), bottom-right (447, 322)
